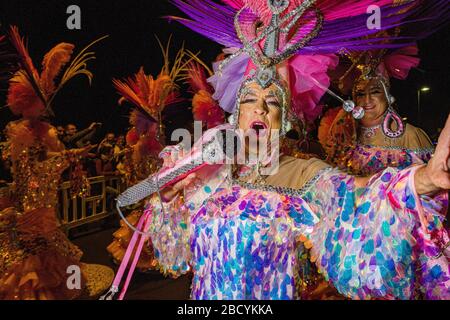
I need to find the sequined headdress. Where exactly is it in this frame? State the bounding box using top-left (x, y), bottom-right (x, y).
top-left (338, 40), bottom-right (420, 94)
top-left (168, 0), bottom-right (449, 133)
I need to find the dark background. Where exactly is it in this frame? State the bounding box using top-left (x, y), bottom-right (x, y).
top-left (0, 0), bottom-right (448, 141)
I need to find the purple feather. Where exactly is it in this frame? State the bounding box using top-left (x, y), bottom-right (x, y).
top-left (207, 51), bottom-right (250, 113)
top-left (168, 0), bottom-right (240, 48)
top-left (168, 0), bottom-right (449, 53)
top-left (169, 0), bottom-right (449, 114)
top-left (301, 1), bottom-right (450, 54)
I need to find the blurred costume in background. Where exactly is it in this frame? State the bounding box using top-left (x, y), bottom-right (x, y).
top-left (319, 43), bottom-right (434, 176)
top-left (0, 27), bottom-right (113, 300)
top-left (186, 59), bottom-right (225, 130)
top-left (107, 40), bottom-right (197, 271)
top-left (104, 0), bottom-right (449, 300)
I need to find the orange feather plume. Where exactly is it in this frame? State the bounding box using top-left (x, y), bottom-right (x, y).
top-left (184, 58), bottom-right (224, 129)
top-left (185, 61), bottom-right (212, 93)
top-left (7, 71), bottom-right (45, 118)
top-left (6, 26), bottom-right (107, 119)
top-left (192, 90), bottom-right (224, 129)
top-left (114, 69), bottom-right (180, 121)
top-left (8, 26), bottom-right (46, 117)
top-left (40, 43), bottom-right (74, 97)
top-left (318, 107), bottom-right (341, 148)
top-left (113, 37), bottom-right (191, 122)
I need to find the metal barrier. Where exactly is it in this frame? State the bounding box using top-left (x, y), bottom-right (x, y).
top-left (57, 175), bottom-right (125, 233)
top-left (1, 176), bottom-right (124, 233)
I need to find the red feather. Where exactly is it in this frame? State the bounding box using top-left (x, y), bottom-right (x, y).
top-left (113, 67), bottom-right (181, 121)
top-left (185, 61), bottom-right (212, 93)
top-left (7, 71), bottom-right (45, 118)
top-left (192, 90), bottom-right (225, 129)
top-left (9, 26), bottom-right (40, 82)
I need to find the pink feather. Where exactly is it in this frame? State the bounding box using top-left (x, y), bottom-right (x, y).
top-left (288, 53), bottom-right (339, 122)
top-left (382, 45), bottom-right (420, 80)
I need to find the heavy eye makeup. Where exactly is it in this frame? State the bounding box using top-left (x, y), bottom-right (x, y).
top-left (241, 90), bottom-right (258, 105)
top-left (368, 84), bottom-right (383, 94)
top-left (241, 98), bottom-right (257, 104)
top-left (240, 94), bottom-right (280, 108)
top-left (265, 91), bottom-right (281, 108)
top-left (265, 98), bottom-right (280, 108)
top-left (369, 89), bottom-right (383, 95)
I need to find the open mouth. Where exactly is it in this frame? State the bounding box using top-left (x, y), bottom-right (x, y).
top-left (250, 121), bottom-right (268, 137)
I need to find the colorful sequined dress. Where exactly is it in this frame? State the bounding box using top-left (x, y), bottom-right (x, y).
top-left (319, 109), bottom-right (434, 176)
top-left (351, 124), bottom-right (433, 176)
top-left (144, 129), bottom-right (448, 300)
top-left (0, 132), bottom-right (113, 300)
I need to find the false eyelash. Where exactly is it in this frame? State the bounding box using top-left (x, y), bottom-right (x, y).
top-left (266, 101), bottom-right (281, 108)
top-left (241, 99), bottom-right (258, 104)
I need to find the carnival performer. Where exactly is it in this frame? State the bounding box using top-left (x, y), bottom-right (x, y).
top-left (0, 26), bottom-right (113, 300)
top-left (105, 0), bottom-right (450, 300)
top-left (319, 45), bottom-right (434, 176)
top-left (107, 39), bottom-right (199, 271)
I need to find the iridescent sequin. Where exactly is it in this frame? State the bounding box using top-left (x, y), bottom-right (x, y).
top-left (147, 166), bottom-right (449, 300)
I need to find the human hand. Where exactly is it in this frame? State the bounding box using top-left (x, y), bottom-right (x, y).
top-left (415, 114), bottom-right (450, 194)
top-left (159, 173), bottom-right (197, 203)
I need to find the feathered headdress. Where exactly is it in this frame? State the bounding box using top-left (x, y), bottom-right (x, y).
top-left (5, 119), bottom-right (64, 161)
top-left (168, 0), bottom-right (449, 130)
top-left (112, 37), bottom-right (190, 132)
top-left (113, 37), bottom-right (201, 161)
top-left (6, 26), bottom-right (107, 119)
top-left (336, 40), bottom-right (420, 97)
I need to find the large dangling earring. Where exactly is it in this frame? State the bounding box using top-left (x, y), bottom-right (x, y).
top-left (380, 82), bottom-right (404, 138)
top-left (382, 106), bottom-right (404, 138)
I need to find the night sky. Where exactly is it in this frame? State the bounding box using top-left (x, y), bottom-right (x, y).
top-left (0, 0), bottom-right (449, 141)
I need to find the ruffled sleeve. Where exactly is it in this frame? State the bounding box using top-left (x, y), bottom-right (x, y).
top-left (146, 163), bottom-right (230, 278)
top-left (303, 166), bottom-right (449, 300)
top-left (146, 194), bottom-right (191, 278)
